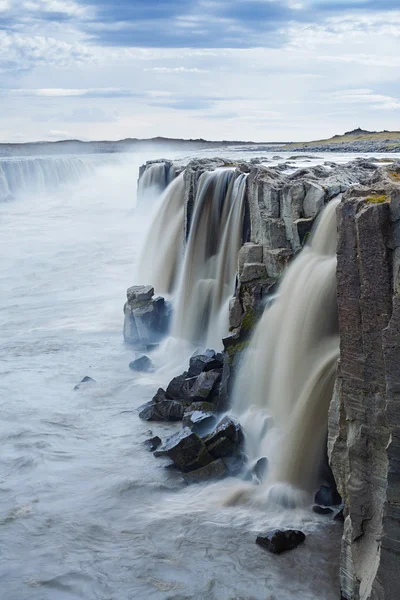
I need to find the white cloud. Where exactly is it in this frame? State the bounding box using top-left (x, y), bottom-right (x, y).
top-left (144, 67), bottom-right (208, 73)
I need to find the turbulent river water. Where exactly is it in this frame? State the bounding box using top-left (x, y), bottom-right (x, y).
top-left (2, 147), bottom-right (397, 600)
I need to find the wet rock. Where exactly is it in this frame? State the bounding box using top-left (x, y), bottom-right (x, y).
top-left (127, 285), bottom-right (154, 303)
top-left (154, 427), bottom-right (212, 471)
top-left (207, 436), bottom-right (235, 459)
top-left (143, 436), bottom-right (162, 451)
top-left (253, 457), bottom-right (268, 482)
top-left (334, 508), bottom-right (345, 522)
top-left (129, 355), bottom-right (153, 372)
top-left (182, 402), bottom-right (217, 435)
top-left (256, 530), bottom-right (306, 554)
top-left (182, 458), bottom-right (228, 484)
top-left (314, 484), bottom-right (342, 507)
top-left (138, 388), bottom-right (184, 422)
top-left (123, 286), bottom-right (171, 347)
top-left (240, 262), bottom-right (268, 284)
top-left (73, 376), bottom-right (96, 390)
top-left (204, 416), bottom-right (244, 448)
top-left (188, 369), bottom-right (222, 403)
top-left (312, 505), bottom-right (334, 516)
top-left (188, 352), bottom-right (224, 377)
top-left (166, 371), bottom-right (193, 401)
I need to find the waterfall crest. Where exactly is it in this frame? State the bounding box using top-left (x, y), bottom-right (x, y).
top-left (136, 172), bottom-right (185, 295)
top-left (137, 162), bottom-right (175, 204)
top-left (232, 198), bottom-right (341, 506)
top-left (171, 169), bottom-right (248, 348)
top-left (0, 157), bottom-right (98, 201)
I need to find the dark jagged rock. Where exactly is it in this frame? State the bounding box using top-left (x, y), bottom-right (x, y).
top-left (165, 371), bottom-right (193, 401)
top-left (188, 369), bottom-right (222, 403)
top-left (334, 508), bottom-right (345, 523)
top-left (129, 355), bottom-right (153, 372)
top-left (207, 436), bottom-right (235, 459)
top-left (312, 505), bottom-right (334, 516)
top-left (73, 376), bottom-right (96, 390)
top-left (188, 351), bottom-right (224, 377)
top-left (143, 436), bottom-right (162, 451)
top-left (138, 388), bottom-right (184, 422)
top-left (182, 402), bottom-right (217, 434)
top-left (204, 416), bottom-right (244, 447)
top-left (256, 530), bottom-right (306, 554)
top-left (182, 458), bottom-right (228, 484)
top-left (314, 484), bottom-right (342, 507)
top-left (153, 427), bottom-right (212, 471)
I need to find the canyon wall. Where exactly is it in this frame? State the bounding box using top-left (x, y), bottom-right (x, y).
top-left (329, 164), bottom-right (400, 600)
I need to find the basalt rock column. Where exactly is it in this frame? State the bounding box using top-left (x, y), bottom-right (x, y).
top-left (329, 164), bottom-right (400, 600)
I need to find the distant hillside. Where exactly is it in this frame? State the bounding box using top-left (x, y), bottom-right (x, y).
top-left (282, 129), bottom-right (400, 152)
top-left (0, 136), bottom-right (280, 157)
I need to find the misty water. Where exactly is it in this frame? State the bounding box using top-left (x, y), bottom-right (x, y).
top-left (2, 148), bottom-right (397, 600)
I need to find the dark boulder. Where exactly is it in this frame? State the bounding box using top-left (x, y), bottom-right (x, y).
top-left (154, 427), bottom-right (212, 471)
top-left (182, 459), bottom-right (228, 484)
top-left (138, 388), bottom-right (184, 422)
top-left (256, 530), bottom-right (306, 554)
top-left (129, 355), bottom-right (153, 372)
top-left (188, 369), bottom-right (222, 403)
top-left (182, 402), bottom-right (217, 434)
top-left (315, 484), bottom-right (342, 507)
top-left (204, 416), bottom-right (244, 447)
top-left (312, 505), bottom-right (334, 516)
top-left (123, 285), bottom-right (172, 347)
top-left (334, 508), bottom-right (345, 522)
top-left (166, 371), bottom-right (193, 401)
top-left (143, 436), bottom-right (162, 451)
top-left (188, 351), bottom-right (224, 377)
top-left (73, 376), bottom-right (96, 390)
top-left (207, 436), bottom-right (235, 459)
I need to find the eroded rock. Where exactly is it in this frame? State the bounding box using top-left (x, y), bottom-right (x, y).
top-left (256, 530), bottom-right (306, 554)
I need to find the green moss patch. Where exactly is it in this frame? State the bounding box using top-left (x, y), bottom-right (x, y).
top-left (365, 194), bottom-right (388, 204)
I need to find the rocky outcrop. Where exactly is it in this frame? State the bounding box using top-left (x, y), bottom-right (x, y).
top-left (123, 285), bottom-right (171, 347)
top-left (328, 163), bottom-right (400, 600)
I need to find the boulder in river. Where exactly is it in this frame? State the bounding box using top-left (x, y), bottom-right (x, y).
top-left (188, 351), bottom-right (224, 377)
top-left (73, 376), bottom-right (96, 390)
top-left (138, 388), bottom-right (184, 422)
top-left (143, 436), bottom-right (162, 451)
top-left (182, 402), bottom-right (217, 434)
top-left (129, 355), bottom-right (153, 372)
top-left (182, 458), bottom-right (228, 484)
top-left (154, 427), bottom-right (213, 471)
top-left (188, 369), bottom-right (222, 403)
top-left (312, 505), bottom-right (334, 516)
top-left (256, 529), bottom-right (306, 554)
top-left (123, 285), bottom-right (171, 347)
top-left (166, 371), bottom-right (193, 401)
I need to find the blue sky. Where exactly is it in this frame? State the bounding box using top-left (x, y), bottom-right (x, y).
top-left (0, 0), bottom-right (399, 141)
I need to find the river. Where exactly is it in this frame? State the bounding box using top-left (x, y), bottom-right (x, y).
top-left (2, 147), bottom-right (396, 600)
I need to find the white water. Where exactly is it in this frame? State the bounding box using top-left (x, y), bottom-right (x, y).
top-left (137, 161), bottom-right (175, 207)
top-left (232, 198), bottom-right (341, 507)
top-left (170, 169), bottom-right (248, 348)
top-left (136, 172), bottom-right (185, 295)
top-left (3, 147), bottom-right (393, 599)
top-left (0, 156), bottom-right (103, 201)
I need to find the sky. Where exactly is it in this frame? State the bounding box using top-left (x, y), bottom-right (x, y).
top-left (0, 0), bottom-right (399, 142)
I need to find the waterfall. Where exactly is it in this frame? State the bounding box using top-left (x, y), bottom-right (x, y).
top-left (171, 168), bottom-right (248, 348)
top-left (136, 172), bottom-right (186, 295)
top-left (137, 162), bottom-right (175, 205)
top-left (232, 197), bottom-right (341, 507)
top-left (0, 156), bottom-right (98, 201)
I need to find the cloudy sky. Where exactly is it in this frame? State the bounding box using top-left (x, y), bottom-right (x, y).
top-left (0, 0), bottom-right (399, 142)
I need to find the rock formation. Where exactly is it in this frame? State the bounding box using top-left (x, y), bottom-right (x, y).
top-left (329, 163), bottom-right (400, 600)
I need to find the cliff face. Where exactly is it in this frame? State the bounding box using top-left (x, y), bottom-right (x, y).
top-left (329, 165), bottom-right (400, 600)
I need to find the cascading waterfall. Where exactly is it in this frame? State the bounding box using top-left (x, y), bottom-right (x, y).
top-left (232, 197), bottom-right (341, 507)
top-left (0, 156), bottom-right (97, 201)
top-left (171, 168), bottom-right (248, 348)
top-left (136, 172), bottom-right (186, 295)
top-left (137, 162), bottom-right (175, 204)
